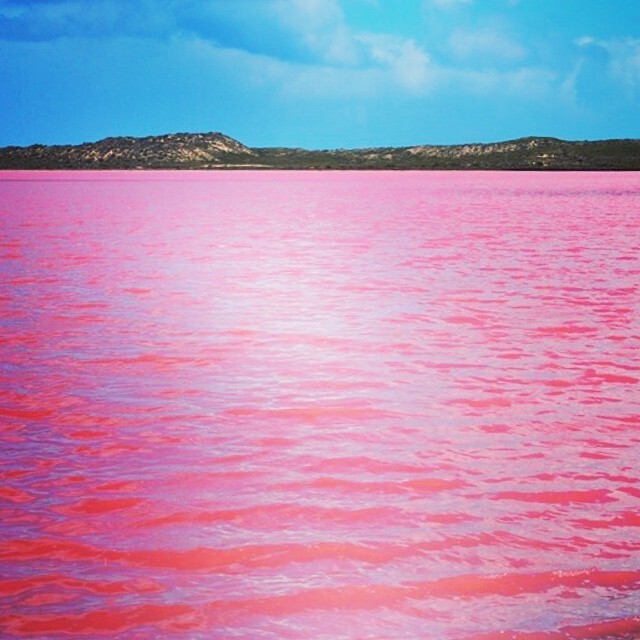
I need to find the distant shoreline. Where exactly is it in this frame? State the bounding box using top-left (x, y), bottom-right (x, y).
top-left (2, 132), bottom-right (640, 170)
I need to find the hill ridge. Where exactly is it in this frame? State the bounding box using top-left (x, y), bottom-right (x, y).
top-left (2, 132), bottom-right (640, 170)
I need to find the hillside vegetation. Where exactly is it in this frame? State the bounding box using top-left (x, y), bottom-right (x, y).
top-left (2, 133), bottom-right (640, 170)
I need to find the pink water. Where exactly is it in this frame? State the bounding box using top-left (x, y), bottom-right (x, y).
top-left (1, 170), bottom-right (639, 639)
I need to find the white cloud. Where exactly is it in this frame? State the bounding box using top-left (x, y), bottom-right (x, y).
top-left (273, 0), bottom-right (354, 64)
top-left (450, 66), bottom-right (555, 98)
top-left (273, 41), bottom-right (435, 100)
top-left (575, 36), bottom-right (595, 47)
top-left (277, 63), bottom-right (384, 100)
top-left (0, 0), bottom-right (562, 112)
top-left (240, 0), bottom-right (437, 95)
top-left (358, 33), bottom-right (435, 92)
top-left (601, 38), bottom-right (640, 91)
top-left (185, 1), bottom-right (549, 105)
top-left (269, 0), bottom-right (436, 90)
top-left (426, 0), bottom-right (473, 8)
top-left (574, 36), bottom-right (640, 96)
top-left (181, 4), bottom-right (436, 101)
top-left (449, 27), bottom-right (525, 60)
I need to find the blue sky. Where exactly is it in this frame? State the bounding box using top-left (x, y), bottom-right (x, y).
top-left (2, 0), bottom-right (640, 148)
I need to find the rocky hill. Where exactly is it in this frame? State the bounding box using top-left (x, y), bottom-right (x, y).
top-left (0, 132), bottom-right (257, 169)
top-left (253, 137), bottom-right (640, 170)
top-left (2, 133), bottom-right (640, 170)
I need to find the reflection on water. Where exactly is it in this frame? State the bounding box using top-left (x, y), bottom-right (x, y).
top-left (1, 170), bottom-right (639, 639)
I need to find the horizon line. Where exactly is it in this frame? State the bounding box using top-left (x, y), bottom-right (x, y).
top-left (3, 131), bottom-right (640, 153)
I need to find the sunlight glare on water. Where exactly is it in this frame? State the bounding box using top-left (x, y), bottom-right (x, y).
top-left (1, 170), bottom-right (639, 639)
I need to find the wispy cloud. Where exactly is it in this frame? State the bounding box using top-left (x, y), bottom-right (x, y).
top-left (357, 33), bottom-right (434, 92)
top-left (579, 37), bottom-right (640, 91)
top-left (2, 0), bottom-right (639, 147)
top-left (0, 0), bottom-right (439, 98)
top-left (449, 26), bottom-right (525, 61)
top-left (426, 0), bottom-right (473, 9)
top-left (571, 36), bottom-right (640, 106)
top-left (453, 66), bottom-right (555, 98)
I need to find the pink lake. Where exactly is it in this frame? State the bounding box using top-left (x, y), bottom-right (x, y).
top-left (1, 170), bottom-right (639, 639)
